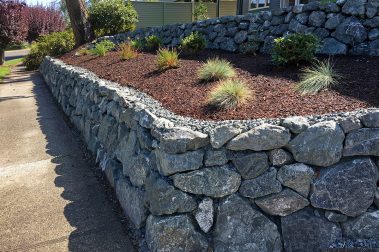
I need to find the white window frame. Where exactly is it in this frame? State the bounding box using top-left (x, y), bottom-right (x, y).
top-left (280, 0), bottom-right (301, 8)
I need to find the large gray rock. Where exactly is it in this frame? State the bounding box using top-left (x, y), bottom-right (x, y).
top-left (333, 17), bottom-right (367, 45)
top-left (172, 165), bottom-right (241, 198)
top-left (145, 173), bottom-right (197, 215)
top-left (195, 198), bottom-right (214, 233)
top-left (325, 13), bottom-right (345, 30)
top-left (277, 163), bottom-right (314, 197)
top-left (145, 215), bottom-right (208, 252)
top-left (115, 176), bottom-right (148, 228)
top-left (282, 208), bottom-right (342, 252)
top-left (281, 116), bottom-right (310, 134)
top-left (343, 128), bottom-right (379, 156)
top-left (342, 0), bottom-right (366, 16)
top-left (325, 211), bottom-right (348, 223)
top-left (338, 116), bottom-right (362, 133)
top-left (209, 125), bottom-right (242, 149)
top-left (156, 127), bottom-right (209, 154)
top-left (204, 149), bottom-right (228, 166)
top-left (375, 187), bottom-right (379, 208)
top-left (127, 151), bottom-right (154, 187)
top-left (231, 151), bottom-right (269, 179)
top-left (234, 30), bottom-right (248, 44)
top-left (308, 11), bottom-right (326, 27)
top-left (361, 110), bottom-right (379, 127)
top-left (214, 195), bottom-right (282, 252)
top-left (239, 167), bottom-right (282, 198)
top-left (155, 149), bottom-right (204, 176)
top-left (310, 158), bottom-right (378, 217)
top-left (319, 38), bottom-right (348, 55)
top-left (369, 28), bottom-right (379, 40)
top-left (367, 0), bottom-right (379, 18)
top-left (287, 121), bottom-right (345, 167)
top-left (289, 19), bottom-right (308, 33)
top-left (98, 115), bottom-right (119, 151)
top-left (227, 124), bottom-right (291, 151)
top-left (255, 189), bottom-right (309, 216)
top-left (342, 211), bottom-right (379, 240)
top-left (269, 149), bottom-right (294, 167)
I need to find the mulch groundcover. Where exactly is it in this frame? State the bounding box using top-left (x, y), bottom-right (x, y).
top-left (60, 49), bottom-right (379, 121)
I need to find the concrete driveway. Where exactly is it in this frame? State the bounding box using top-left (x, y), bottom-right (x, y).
top-left (5, 49), bottom-right (30, 61)
top-left (0, 61), bottom-right (136, 251)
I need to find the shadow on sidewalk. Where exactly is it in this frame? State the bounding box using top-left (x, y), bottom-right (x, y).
top-left (29, 68), bottom-right (135, 252)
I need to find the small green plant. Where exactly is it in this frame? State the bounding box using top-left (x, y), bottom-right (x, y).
top-left (77, 48), bottom-right (91, 56)
top-left (180, 32), bottom-right (206, 53)
top-left (194, 1), bottom-right (208, 21)
top-left (271, 33), bottom-right (321, 65)
top-left (91, 40), bottom-right (115, 56)
top-left (208, 79), bottom-right (253, 110)
top-left (156, 48), bottom-right (180, 71)
top-left (145, 35), bottom-right (162, 50)
top-left (296, 59), bottom-right (341, 95)
top-left (198, 58), bottom-right (236, 82)
top-left (130, 39), bottom-right (145, 50)
top-left (119, 42), bottom-right (138, 60)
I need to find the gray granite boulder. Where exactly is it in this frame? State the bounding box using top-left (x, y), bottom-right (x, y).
top-left (325, 13), bottom-right (345, 30)
top-left (214, 195), bottom-right (282, 252)
top-left (227, 124), bottom-right (291, 151)
top-left (342, 0), bottom-right (366, 16)
top-left (338, 116), bottom-right (362, 133)
top-left (287, 121), bottom-right (345, 167)
top-left (255, 189), bottom-right (309, 216)
top-left (172, 165), bottom-right (241, 198)
top-left (209, 125), bottom-right (242, 149)
top-left (145, 173), bottom-right (197, 215)
top-left (319, 38), bottom-right (348, 55)
top-left (127, 151), bottom-right (154, 187)
top-left (281, 116), bottom-right (310, 134)
top-left (239, 167), bottom-right (282, 199)
top-left (269, 149), bottom-right (294, 167)
top-left (195, 198), bottom-right (214, 233)
top-left (231, 151), bottom-right (269, 179)
top-left (367, 0), bottom-right (379, 18)
top-left (234, 30), bottom-right (248, 44)
top-left (343, 128), bottom-right (379, 156)
top-left (310, 158), bottom-right (378, 217)
top-left (361, 110), bottom-right (379, 127)
top-left (156, 127), bottom-right (209, 154)
top-left (277, 163), bottom-right (314, 197)
top-left (333, 17), bottom-right (367, 45)
top-left (282, 208), bottom-right (342, 252)
top-left (309, 11), bottom-right (326, 27)
top-left (204, 149), bottom-right (228, 166)
top-left (115, 176), bottom-right (148, 228)
top-left (145, 215), bottom-right (208, 252)
top-left (325, 211), bottom-right (348, 223)
top-left (155, 149), bottom-right (204, 176)
top-left (342, 211), bottom-right (379, 240)
top-left (369, 28), bottom-right (379, 40)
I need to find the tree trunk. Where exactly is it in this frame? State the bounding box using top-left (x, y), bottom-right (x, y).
top-left (64, 0), bottom-right (94, 46)
top-left (0, 50), bottom-right (4, 65)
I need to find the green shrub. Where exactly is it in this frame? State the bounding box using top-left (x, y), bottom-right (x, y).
top-left (271, 33), bottom-right (320, 65)
top-left (296, 59), bottom-right (340, 95)
top-left (130, 39), bottom-right (145, 50)
top-left (208, 79), bottom-right (253, 110)
top-left (119, 42), bottom-right (138, 60)
top-left (89, 0), bottom-right (138, 37)
top-left (24, 30), bottom-right (75, 70)
top-left (198, 58), bottom-right (236, 82)
top-left (180, 32), bottom-right (206, 53)
top-left (90, 40), bottom-right (115, 56)
top-left (194, 1), bottom-right (208, 21)
top-left (156, 48), bottom-right (180, 71)
top-left (145, 35), bottom-right (162, 51)
top-left (77, 48), bottom-right (91, 56)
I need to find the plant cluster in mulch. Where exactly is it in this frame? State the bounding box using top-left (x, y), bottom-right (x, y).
top-left (60, 49), bottom-right (379, 121)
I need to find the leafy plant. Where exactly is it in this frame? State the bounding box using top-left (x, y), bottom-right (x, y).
top-left (296, 59), bottom-right (341, 95)
top-left (198, 58), bottom-right (236, 82)
top-left (119, 42), bottom-right (138, 60)
top-left (90, 40), bottom-right (115, 56)
top-left (180, 32), bottom-right (206, 53)
top-left (89, 0), bottom-right (138, 37)
top-left (130, 39), bottom-right (145, 50)
top-left (208, 79), bottom-right (253, 110)
top-left (194, 1), bottom-right (208, 21)
top-left (24, 30), bottom-right (75, 70)
top-left (156, 48), bottom-right (180, 71)
top-left (271, 33), bottom-right (321, 65)
top-left (145, 35), bottom-right (162, 51)
top-left (77, 48), bottom-right (91, 56)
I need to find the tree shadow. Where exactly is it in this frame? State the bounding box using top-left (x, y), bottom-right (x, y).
top-left (30, 69), bottom-right (136, 251)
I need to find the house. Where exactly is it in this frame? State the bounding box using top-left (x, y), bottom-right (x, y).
top-left (240, 0), bottom-right (318, 14)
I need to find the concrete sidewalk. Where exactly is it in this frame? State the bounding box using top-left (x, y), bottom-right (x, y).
top-left (0, 65), bottom-right (135, 251)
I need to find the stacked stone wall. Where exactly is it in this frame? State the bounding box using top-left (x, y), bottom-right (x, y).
top-left (101, 0), bottom-right (379, 56)
top-left (40, 57), bottom-right (379, 251)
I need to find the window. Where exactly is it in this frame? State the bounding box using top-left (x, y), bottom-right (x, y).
top-left (280, 0), bottom-right (309, 8)
top-left (250, 0), bottom-right (270, 10)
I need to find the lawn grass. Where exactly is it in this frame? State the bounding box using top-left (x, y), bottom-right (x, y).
top-left (0, 57), bottom-right (24, 80)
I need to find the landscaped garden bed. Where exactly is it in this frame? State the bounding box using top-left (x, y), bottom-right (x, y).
top-left (60, 48), bottom-right (379, 121)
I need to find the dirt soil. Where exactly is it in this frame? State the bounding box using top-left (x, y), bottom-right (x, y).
top-left (60, 49), bottom-right (379, 121)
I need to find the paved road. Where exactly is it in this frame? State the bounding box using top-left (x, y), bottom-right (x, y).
top-left (0, 60), bottom-right (135, 251)
top-left (5, 49), bottom-right (30, 61)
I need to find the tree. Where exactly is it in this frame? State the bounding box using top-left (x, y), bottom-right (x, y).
top-left (0, 0), bottom-right (28, 65)
top-left (64, 0), bottom-right (94, 46)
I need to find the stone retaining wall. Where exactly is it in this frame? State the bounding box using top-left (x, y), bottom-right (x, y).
top-left (101, 0), bottom-right (379, 56)
top-left (40, 57), bottom-right (379, 251)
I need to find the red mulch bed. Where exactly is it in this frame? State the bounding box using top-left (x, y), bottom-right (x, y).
top-left (59, 49), bottom-right (379, 121)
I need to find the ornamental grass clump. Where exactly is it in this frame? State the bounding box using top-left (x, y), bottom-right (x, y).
top-left (91, 40), bottom-right (115, 57)
top-left (156, 48), bottom-right (180, 71)
top-left (198, 58), bottom-right (236, 82)
top-left (119, 43), bottom-right (138, 60)
top-left (296, 59), bottom-right (341, 95)
top-left (208, 79), bottom-right (253, 110)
